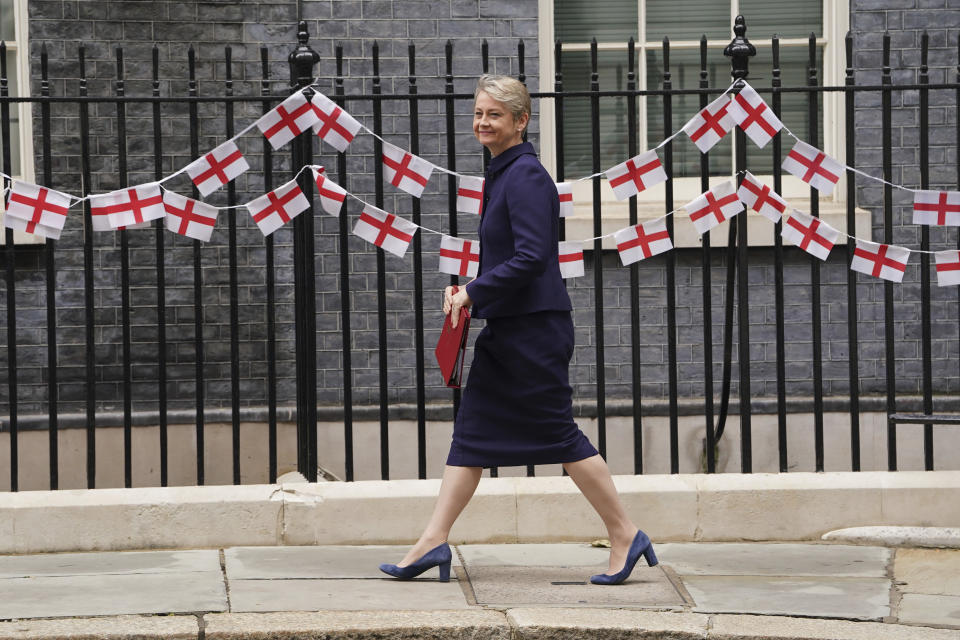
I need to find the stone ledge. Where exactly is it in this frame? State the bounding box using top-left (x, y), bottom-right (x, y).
top-left (0, 615), bottom-right (198, 640)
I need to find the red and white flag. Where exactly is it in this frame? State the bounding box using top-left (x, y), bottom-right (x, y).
top-left (851, 239), bottom-right (910, 283)
top-left (683, 95), bottom-right (734, 153)
top-left (185, 140), bottom-right (250, 197)
top-left (781, 210), bottom-right (840, 261)
top-left (311, 92), bottom-right (361, 152)
top-left (100, 184), bottom-right (165, 228)
top-left (3, 213), bottom-right (63, 240)
top-left (246, 179), bottom-right (310, 236)
top-left (256, 91), bottom-right (318, 150)
top-left (163, 191), bottom-right (218, 242)
top-left (605, 151), bottom-right (668, 201)
top-left (558, 241), bottom-right (585, 279)
top-left (934, 250), bottom-right (960, 286)
top-left (726, 82), bottom-right (782, 149)
top-left (913, 190), bottom-right (960, 226)
top-left (438, 235), bottom-right (480, 277)
top-left (684, 181), bottom-right (743, 235)
top-left (4, 181), bottom-right (71, 236)
top-left (312, 168), bottom-right (347, 216)
top-left (88, 192), bottom-right (118, 231)
top-left (738, 171), bottom-right (787, 223)
top-left (456, 175), bottom-right (485, 215)
top-left (382, 142), bottom-right (434, 198)
top-left (353, 204), bottom-right (418, 258)
top-left (556, 182), bottom-right (574, 217)
top-left (614, 218), bottom-right (672, 266)
top-left (782, 140), bottom-right (843, 195)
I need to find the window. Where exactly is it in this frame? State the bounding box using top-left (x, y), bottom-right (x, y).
top-left (1, 0), bottom-right (37, 244)
top-left (538, 0), bottom-right (864, 247)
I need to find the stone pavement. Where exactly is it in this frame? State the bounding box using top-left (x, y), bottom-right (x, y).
top-left (1, 542), bottom-right (959, 639)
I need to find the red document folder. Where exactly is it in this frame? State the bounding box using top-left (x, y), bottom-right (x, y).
top-left (435, 287), bottom-right (471, 388)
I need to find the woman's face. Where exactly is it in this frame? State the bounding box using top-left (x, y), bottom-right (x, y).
top-left (473, 90), bottom-right (527, 157)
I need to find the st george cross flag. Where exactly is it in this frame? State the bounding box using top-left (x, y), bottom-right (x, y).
top-left (456, 175), bottom-right (485, 215)
top-left (684, 180), bottom-right (743, 235)
top-left (256, 91), bottom-right (319, 150)
top-left (556, 182), bottom-right (574, 217)
top-left (311, 92), bottom-right (361, 152)
top-left (726, 82), bottom-right (782, 149)
top-left (913, 190), bottom-right (960, 226)
top-left (88, 191), bottom-right (119, 231)
top-left (163, 191), bottom-right (219, 242)
top-left (4, 181), bottom-right (72, 236)
top-left (781, 209), bottom-right (840, 261)
top-left (382, 142), bottom-right (434, 198)
top-left (782, 140), bottom-right (843, 195)
top-left (738, 171), bottom-right (787, 223)
top-left (614, 218), bottom-right (673, 266)
top-left (353, 204), bottom-right (418, 258)
top-left (934, 250), bottom-right (960, 286)
top-left (103, 184), bottom-right (165, 228)
top-left (438, 235), bottom-right (480, 278)
top-left (605, 150), bottom-right (668, 201)
top-left (851, 239), bottom-right (910, 283)
top-left (558, 241), bottom-right (585, 279)
top-left (683, 95), bottom-right (734, 153)
top-left (3, 213), bottom-right (63, 240)
top-left (312, 168), bottom-right (347, 216)
top-left (185, 140), bottom-right (250, 197)
top-left (246, 179), bottom-right (310, 236)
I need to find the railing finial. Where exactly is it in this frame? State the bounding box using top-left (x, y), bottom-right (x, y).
top-left (724, 15), bottom-right (756, 83)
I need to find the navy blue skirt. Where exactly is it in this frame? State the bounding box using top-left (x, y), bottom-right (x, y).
top-left (446, 310), bottom-right (598, 468)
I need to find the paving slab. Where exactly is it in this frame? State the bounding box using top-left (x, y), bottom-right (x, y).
top-left (655, 543), bottom-right (890, 577)
top-left (458, 543), bottom-right (609, 567)
top-left (507, 608), bottom-right (710, 639)
top-left (898, 594), bottom-right (960, 629)
top-left (228, 577), bottom-right (473, 612)
top-left (224, 545), bottom-right (460, 580)
top-left (204, 610), bottom-right (509, 639)
top-left (0, 572), bottom-right (227, 619)
top-left (465, 565), bottom-right (684, 608)
top-left (0, 615), bottom-right (198, 640)
top-left (895, 548), bottom-right (960, 595)
top-left (709, 613), bottom-right (960, 640)
top-left (0, 549), bottom-right (221, 578)
top-left (681, 575), bottom-right (890, 620)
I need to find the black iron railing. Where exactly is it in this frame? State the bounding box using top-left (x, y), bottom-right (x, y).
top-left (1, 18), bottom-right (959, 491)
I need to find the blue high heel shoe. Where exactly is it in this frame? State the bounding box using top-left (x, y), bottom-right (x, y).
top-left (379, 542), bottom-right (452, 582)
top-left (590, 530), bottom-right (658, 585)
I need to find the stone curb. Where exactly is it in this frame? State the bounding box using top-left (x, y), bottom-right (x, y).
top-left (822, 527), bottom-right (960, 549)
top-left (1, 611), bottom-right (958, 640)
top-left (3, 471), bottom-right (960, 554)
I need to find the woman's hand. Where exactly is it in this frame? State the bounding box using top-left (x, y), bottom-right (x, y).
top-left (443, 285), bottom-right (473, 329)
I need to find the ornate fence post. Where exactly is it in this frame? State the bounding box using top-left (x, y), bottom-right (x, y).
top-left (724, 16), bottom-right (756, 472)
top-left (289, 22), bottom-right (320, 481)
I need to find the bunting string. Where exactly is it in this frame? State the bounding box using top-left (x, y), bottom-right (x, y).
top-left (3, 79), bottom-right (960, 285)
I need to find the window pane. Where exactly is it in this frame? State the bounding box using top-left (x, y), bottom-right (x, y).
top-left (559, 50), bottom-right (637, 178)
top-left (646, 48), bottom-right (733, 177)
top-left (0, 0), bottom-right (14, 43)
top-left (556, 0), bottom-right (638, 43)
top-left (1, 48), bottom-right (20, 176)
top-left (744, 45), bottom-right (823, 174)
top-left (738, 0), bottom-right (822, 40)
top-left (646, 0), bottom-right (732, 42)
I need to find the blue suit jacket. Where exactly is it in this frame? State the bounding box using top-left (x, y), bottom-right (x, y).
top-left (465, 142), bottom-right (573, 319)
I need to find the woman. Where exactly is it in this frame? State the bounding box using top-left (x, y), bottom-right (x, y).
top-left (379, 75), bottom-right (656, 586)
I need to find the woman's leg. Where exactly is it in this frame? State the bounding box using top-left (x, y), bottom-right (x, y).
top-left (397, 464), bottom-right (483, 567)
top-left (562, 454), bottom-right (640, 574)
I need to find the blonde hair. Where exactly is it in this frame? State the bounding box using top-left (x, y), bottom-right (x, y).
top-left (475, 74), bottom-right (531, 126)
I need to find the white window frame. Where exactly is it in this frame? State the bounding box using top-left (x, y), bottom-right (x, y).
top-left (538, 0), bottom-right (868, 248)
top-left (1, 0), bottom-right (39, 245)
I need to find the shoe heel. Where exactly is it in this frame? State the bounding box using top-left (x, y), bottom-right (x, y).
top-left (643, 544), bottom-right (658, 567)
top-left (438, 561), bottom-right (451, 582)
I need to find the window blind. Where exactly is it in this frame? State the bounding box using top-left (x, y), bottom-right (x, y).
top-left (555, 0), bottom-right (638, 43)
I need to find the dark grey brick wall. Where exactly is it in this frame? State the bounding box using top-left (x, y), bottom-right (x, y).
top-left (2, 0), bottom-right (960, 421)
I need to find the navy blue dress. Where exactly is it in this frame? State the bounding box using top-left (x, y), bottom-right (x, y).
top-left (446, 142), bottom-right (598, 468)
